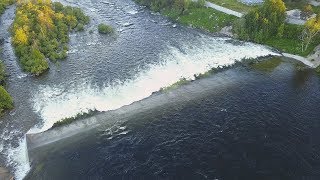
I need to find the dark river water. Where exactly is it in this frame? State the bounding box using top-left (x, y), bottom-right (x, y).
top-left (0, 0), bottom-right (318, 179)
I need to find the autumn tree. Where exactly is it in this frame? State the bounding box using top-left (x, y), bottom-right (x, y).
top-left (11, 0), bottom-right (89, 75)
top-left (301, 14), bottom-right (320, 51)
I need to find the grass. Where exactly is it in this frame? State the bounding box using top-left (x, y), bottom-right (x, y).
top-left (163, 6), bottom-right (237, 32)
top-left (251, 57), bottom-right (283, 72)
top-left (160, 78), bottom-right (190, 92)
top-left (51, 110), bottom-right (98, 129)
top-left (207, 0), bottom-right (258, 13)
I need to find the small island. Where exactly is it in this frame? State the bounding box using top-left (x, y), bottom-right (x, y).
top-left (98, 23), bottom-right (114, 34)
top-left (11, 0), bottom-right (90, 75)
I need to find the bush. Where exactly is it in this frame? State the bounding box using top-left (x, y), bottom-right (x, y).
top-left (98, 23), bottom-right (114, 34)
top-left (0, 86), bottom-right (13, 114)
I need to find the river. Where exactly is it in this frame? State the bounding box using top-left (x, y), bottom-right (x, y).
top-left (0, 0), bottom-right (317, 179)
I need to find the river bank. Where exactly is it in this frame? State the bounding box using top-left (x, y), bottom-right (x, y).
top-left (142, 0), bottom-right (320, 67)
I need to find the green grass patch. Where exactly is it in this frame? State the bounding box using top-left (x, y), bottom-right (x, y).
top-left (207, 0), bottom-right (258, 13)
top-left (258, 23), bottom-right (318, 57)
top-left (51, 110), bottom-right (97, 129)
top-left (160, 78), bottom-right (190, 92)
top-left (163, 6), bottom-right (237, 32)
top-left (251, 57), bottom-right (283, 72)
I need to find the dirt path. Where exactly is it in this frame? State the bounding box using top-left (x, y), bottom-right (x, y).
top-left (204, 1), bottom-right (244, 17)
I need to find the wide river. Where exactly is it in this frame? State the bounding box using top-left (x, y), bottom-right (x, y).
top-left (0, 0), bottom-right (319, 179)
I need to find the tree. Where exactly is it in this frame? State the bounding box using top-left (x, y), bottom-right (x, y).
top-left (13, 28), bottom-right (28, 45)
top-left (301, 14), bottom-right (320, 51)
top-left (234, 0), bottom-right (286, 42)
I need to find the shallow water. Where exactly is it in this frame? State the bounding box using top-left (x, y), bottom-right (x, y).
top-left (26, 60), bottom-right (320, 179)
top-left (0, 0), bottom-right (296, 179)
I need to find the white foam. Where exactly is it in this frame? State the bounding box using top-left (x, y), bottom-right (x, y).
top-left (30, 37), bottom-right (278, 134)
top-left (127, 10), bottom-right (138, 15)
top-left (6, 137), bottom-right (30, 180)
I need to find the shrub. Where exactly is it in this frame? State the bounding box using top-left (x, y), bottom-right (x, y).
top-left (98, 23), bottom-right (114, 34)
top-left (0, 86), bottom-right (13, 114)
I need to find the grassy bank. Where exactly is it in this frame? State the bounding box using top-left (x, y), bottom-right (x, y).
top-left (163, 6), bottom-right (237, 32)
top-left (263, 23), bottom-right (320, 57)
top-left (11, 0), bottom-right (89, 75)
top-left (135, 0), bottom-right (237, 33)
top-left (0, 0), bottom-right (14, 15)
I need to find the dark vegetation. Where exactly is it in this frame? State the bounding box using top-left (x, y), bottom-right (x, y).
top-left (98, 23), bottom-right (114, 34)
top-left (0, 52), bottom-right (13, 115)
top-left (0, 0), bottom-right (14, 15)
top-left (11, 0), bottom-right (89, 75)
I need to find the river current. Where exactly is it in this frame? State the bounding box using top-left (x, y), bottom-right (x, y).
top-left (0, 0), bottom-right (316, 179)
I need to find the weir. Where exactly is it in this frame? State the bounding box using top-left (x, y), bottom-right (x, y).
top-left (25, 69), bottom-right (249, 167)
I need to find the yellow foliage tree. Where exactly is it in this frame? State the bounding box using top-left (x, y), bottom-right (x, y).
top-left (13, 28), bottom-right (28, 45)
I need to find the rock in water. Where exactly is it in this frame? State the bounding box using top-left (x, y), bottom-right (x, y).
top-left (0, 167), bottom-right (14, 180)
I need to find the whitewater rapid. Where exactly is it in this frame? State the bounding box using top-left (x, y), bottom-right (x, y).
top-left (31, 37), bottom-right (278, 133)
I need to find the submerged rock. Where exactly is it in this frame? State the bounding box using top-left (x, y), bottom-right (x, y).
top-left (0, 167), bottom-right (14, 180)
